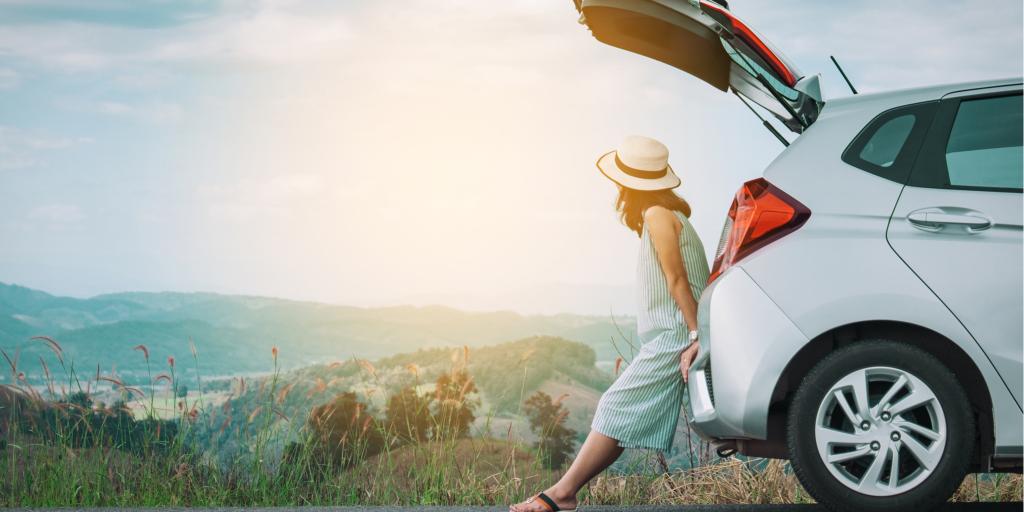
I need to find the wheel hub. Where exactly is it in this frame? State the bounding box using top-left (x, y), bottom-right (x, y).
top-left (814, 366), bottom-right (947, 496)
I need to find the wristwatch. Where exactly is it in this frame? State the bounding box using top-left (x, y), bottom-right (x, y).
top-left (688, 329), bottom-right (699, 343)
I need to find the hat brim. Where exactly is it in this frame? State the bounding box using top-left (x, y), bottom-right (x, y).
top-left (596, 150), bottom-right (681, 191)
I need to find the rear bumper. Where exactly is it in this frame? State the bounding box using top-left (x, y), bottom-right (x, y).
top-left (686, 266), bottom-right (808, 440)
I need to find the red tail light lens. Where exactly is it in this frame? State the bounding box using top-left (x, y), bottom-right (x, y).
top-left (708, 178), bottom-right (810, 284)
top-left (699, 0), bottom-right (797, 87)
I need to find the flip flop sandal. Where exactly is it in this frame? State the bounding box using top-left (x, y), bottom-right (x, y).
top-left (524, 492), bottom-right (577, 512)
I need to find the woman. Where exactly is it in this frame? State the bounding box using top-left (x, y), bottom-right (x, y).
top-left (511, 135), bottom-right (709, 512)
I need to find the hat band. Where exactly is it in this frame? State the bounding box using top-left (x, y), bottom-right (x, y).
top-left (615, 153), bottom-right (668, 180)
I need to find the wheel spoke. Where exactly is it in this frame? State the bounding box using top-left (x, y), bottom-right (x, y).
top-left (888, 385), bottom-right (936, 416)
top-left (872, 374), bottom-right (908, 416)
top-left (887, 444), bottom-right (901, 488)
top-left (902, 433), bottom-right (940, 471)
top-left (858, 448), bottom-right (888, 492)
top-left (816, 425), bottom-right (864, 446)
top-left (894, 419), bottom-right (942, 442)
top-left (833, 389), bottom-right (860, 425)
top-left (848, 369), bottom-right (872, 419)
top-left (827, 445), bottom-right (872, 464)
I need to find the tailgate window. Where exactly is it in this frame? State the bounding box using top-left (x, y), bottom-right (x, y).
top-left (722, 38), bottom-right (799, 102)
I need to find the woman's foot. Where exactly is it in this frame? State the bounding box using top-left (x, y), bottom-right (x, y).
top-left (509, 487), bottom-right (577, 512)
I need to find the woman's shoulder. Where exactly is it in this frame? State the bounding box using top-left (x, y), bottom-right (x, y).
top-left (643, 205), bottom-right (685, 226)
top-left (642, 205), bottom-right (677, 222)
top-left (642, 206), bottom-right (683, 236)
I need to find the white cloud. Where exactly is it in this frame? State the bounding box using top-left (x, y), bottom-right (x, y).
top-left (195, 172), bottom-right (326, 222)
top-left (0, 1), bottom-right (354, 72)
top-left (151, 5), bottom-right (353, 64)
top-left (737, 0), bottom-right (1023, 95)
top-left (0, 125), bottom-right (91, 170)
top-left (0, 23), bottom-right (114, 72)
top-left (0, 67), bottom-right (19, 89)
top-left (0, 154), bottom-right (34, 170)
top-left (28, 203), bottom-right (84, 224)
top-left (75, 99), bottom-right (184, 124)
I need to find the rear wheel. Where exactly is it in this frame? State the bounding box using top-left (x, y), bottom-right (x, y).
top-left (787, 340), bottom-right (974, 512)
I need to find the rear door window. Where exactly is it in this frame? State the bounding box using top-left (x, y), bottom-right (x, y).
top-left (944, 95), bottom-right (1023, 190)
top-left (910, 91), bottom-right (1023, 192)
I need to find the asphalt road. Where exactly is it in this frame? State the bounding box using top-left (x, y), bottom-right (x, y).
top-left (7, 504), bottom-right (1019, 511)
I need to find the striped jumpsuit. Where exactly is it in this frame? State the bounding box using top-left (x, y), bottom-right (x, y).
top-left (591, 210), bottom-right (710, 452)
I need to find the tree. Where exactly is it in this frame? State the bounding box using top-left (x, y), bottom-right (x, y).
top-left (431, 369), bottom-right (478, 440)
top-left (385, 386), bottom-right (432, 443)
top-left (308, 391), bottom-right (384, 467)
top-left (524, 391), bottom-right (578, 469)
top-left (65, 390), bottom-right (93, 409)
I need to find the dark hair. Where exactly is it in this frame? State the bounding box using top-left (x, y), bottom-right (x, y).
top-left (616, 185), bottom-right (692, 236)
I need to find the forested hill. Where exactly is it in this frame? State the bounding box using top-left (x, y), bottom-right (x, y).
top-left (194, 336), bottom-right (613, 455)
top-left (0, 282), bottom-right (635, 379)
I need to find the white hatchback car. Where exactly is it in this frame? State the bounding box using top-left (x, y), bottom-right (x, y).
top-left (573, 1), bottom-right (1023, 511)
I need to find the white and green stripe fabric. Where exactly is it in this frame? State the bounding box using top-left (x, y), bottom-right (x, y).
top-left (592, 210), bottom-right (710, 452)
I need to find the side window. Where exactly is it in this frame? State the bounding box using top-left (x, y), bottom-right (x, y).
top-left (842, 102), bottom-right (937, 183)
top-left (944, 95), bottom-right (1023, 190)
top-left (858, 115), bottom-right (915, 168)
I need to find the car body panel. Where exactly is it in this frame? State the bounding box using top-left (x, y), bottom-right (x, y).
top-left (688, 265), bottom-right (807, 439)
top-left (889, 186), bottom-right (1023, 408)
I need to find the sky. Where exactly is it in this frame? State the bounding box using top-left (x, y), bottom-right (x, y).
top-left (0, 0), bottom-right (1021, 315)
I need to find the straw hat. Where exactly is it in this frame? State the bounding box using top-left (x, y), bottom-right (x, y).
top-left (596, 135), bottom-right (680, 191)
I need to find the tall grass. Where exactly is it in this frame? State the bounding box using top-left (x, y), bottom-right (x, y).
top-left (0, 337), bottom-right (1020, 507)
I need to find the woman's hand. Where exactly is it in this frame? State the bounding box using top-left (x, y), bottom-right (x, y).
top-left (679, 343), bottom-right (699, 383)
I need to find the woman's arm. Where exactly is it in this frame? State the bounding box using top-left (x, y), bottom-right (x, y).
top-left (644, 206), bottom-right (700, 382)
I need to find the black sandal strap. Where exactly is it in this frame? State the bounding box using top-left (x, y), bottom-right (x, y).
top-left (535, 492), bottom-right (560, 512)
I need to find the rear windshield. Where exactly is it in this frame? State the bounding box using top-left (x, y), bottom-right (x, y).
top-left (720, 38), bottom-right (798, 101)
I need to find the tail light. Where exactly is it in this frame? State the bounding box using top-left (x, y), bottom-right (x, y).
top-left (699, 0), bottom-right (797, 87)
top-left (708, 178), bottom-right (810, 284)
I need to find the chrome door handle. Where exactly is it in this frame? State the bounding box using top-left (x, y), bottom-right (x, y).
top-left (907, 209), bottom-right (993, 233)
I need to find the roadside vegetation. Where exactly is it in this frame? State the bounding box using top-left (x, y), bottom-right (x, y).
top-left (0, 335), bottom-right (1019, 507)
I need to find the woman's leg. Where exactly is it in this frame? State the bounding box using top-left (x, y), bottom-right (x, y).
top-left (511, 430), bottom-right (624, 511)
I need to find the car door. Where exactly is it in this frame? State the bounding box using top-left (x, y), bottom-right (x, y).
top-left (887, 86), bottom-right (1024, 408)
top-left (572, 0), bottom-right (822, 133)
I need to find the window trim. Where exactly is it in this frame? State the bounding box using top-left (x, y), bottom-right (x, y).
top-left (841, 101), bottom-right (938, 184)
top-left (908, 90), bottom-right (1023, 194)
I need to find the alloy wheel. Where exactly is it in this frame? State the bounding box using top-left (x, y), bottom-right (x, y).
top-left (814, 366), bottom-right (947, 496)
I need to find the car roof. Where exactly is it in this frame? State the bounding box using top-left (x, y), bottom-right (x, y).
top-left (825, 77), bottom-right (1022, 113)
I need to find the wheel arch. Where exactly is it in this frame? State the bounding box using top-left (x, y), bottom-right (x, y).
top-left (765, 320), bottom-right (994, 469)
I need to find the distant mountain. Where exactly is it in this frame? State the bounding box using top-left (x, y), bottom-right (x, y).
top-left (393, 282), bottom-right (636, 316)
top-left (0, 282), bottom-right (637, 381)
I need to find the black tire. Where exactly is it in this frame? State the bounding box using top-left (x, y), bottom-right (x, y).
top-left (787, 340), bottom-right (974, 512)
